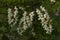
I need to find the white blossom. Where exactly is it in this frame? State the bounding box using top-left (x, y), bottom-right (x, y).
top-left (50, 0), bottom-right (56, 3)
top-left (18, 11), bottom-right (27, 27)
top-left (13, 6), bottom-right (18, 26)
top-left (29, 11), bottom-right (35, 21)
top-left (8, 8), bottom-right (14, 25)
top-left (19, 6), bottom-right (25, 11)
top-left (14, 6), bottom-right (18, 18)
top-left (40, 6), bottom-right (46, 12)
top-left (49, 24), bottom-right (53, 33)
top-left (8, 6), bottom-right (53, 35)
top-left (36, 6), bottom-right (53, 34)
top-left (8, 6), bottom-right (18, 27)
top-left (36, 9), bottom-right (43, 20)
top-left (18, 11), bottom-right (35, 35)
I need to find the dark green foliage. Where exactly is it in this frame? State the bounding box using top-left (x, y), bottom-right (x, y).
top-left (0, 0), bottom-right (60, 40)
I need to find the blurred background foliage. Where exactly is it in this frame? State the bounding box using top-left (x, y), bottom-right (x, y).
top-left (0, 0), bottom-right (60, 40)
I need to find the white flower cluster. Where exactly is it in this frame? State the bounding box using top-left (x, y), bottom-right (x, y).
top-left (8, 6), bottom-right (35, 35)
top-left (36, 6), bottom-right (53, 34)
top-left (8, 8), bottom-right (13, 25)
top-left (8, 6), bottom-right (18, 27)
top-left (19, 6), bottom-right (25, 11)
top-left (17, 11), bottom-right (35, 35)
top-left (50, 0), bottom-right (56, 3)
top-left (29, 11), bottom-right (35, 22)
top-left (8, 6), bottom-right (53, 35)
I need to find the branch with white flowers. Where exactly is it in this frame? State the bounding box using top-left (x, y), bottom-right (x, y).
top-left (8, 6), bottom-right (53, 35)
top-left (36, 6), bottom-right (53, 34)
top-left (8, 6), bottom-right (18, 27)
top-left (17, 11), bottom-right (35, 35)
